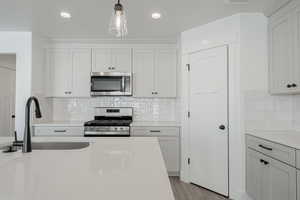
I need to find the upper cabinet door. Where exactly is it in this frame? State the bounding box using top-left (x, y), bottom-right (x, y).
top-left (133, 49), bottom-right (155, 97)
top-left (92, 48), bottom-right (111, 72)
top-left (48, 49), bottom-right (73, 97)
top-left (72, 48), bottom-right (92, 97)
top-left (269, 13), bottom-right (293, 94)
top-left (92, 48), bottom-right (132, 73)
top-left (292, 6), bottom-right (300, 91)
top-left (111, 48), bottom-right (132, 72)
top-left (155, 49), bottom-right (177, 98)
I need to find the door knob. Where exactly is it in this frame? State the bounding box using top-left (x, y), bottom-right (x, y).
top-left (219, 125), bottom-right (226, 130)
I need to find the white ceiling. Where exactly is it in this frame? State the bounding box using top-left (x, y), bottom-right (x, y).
top-left (0, 0), bottom-right (288, 39)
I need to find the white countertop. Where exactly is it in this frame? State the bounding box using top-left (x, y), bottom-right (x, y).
top-left (130, 121), bottom-right (180, 127)
top-left (0, 137), bottom-right (174, 200)
top-left (33, 121), bottom-right (84, 127)
top-left (246, 130), bottom-right (300, 149)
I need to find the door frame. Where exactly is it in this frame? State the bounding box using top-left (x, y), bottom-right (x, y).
top-left (188, 45), bottom-right (229, 197)
top-left (180, 43), bottom-right (243, 199)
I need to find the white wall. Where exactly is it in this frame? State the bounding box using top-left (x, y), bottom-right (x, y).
top-left (0, 32), bottom-right (32, 139)
top-left (31, 33), bottom-right (52, 123)
top-left (180, 13), bottom-right (268, 200)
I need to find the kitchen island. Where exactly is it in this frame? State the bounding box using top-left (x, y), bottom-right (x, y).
top-left (0, 137), bottom-right (174, 200)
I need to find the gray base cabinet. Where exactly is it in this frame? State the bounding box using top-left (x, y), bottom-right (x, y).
top-left (131, 126), bottom-right (180, 175)
top-left (246, 136), bottom-right (297, 200)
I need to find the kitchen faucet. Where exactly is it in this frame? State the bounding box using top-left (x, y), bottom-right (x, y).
top-left (22, 96), bottom-right (42, 153)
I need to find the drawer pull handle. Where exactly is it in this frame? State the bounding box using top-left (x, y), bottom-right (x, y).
top-left (150, 130), bottom-right (161, 133)
top-left (54, 130), bottom-right (67, 133)
top-left (258, 144), bottom-right (272, 151)
top-left (260, 159), bottom-right (269, 165)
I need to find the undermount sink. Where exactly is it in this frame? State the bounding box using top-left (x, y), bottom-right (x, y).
top-left (31, 142), bottom-right (90, 150)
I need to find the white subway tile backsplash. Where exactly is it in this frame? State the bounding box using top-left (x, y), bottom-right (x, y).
top-left (51, 97), bottom-right (180, 122)
top-left (244, 90), bottom-right (294, 131)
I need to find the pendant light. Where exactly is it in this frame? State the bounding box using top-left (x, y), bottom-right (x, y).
top-left (109, 0), bottom-right (128, 38)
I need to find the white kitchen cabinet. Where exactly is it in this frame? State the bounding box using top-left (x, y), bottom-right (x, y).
top-left (246, 139), bottom-right (297, 200)
top-left (269, 2), bottom-right (300, 94)
top-left (297, 170), bottom-right (300, 200)
top-left (158, 137), bottom-right (180, 174)
top-left (132, 49), bottom-right (155, 97)
top-left (246, 148), bottom-right (263, 200)
top-left (133, 48), bottom-right (177, 98)
top-left (46, 48), bottom-right (92, 97)
top-left (47, 49), bottom-right (73, 97)
top-left (131, 126), bottom-right (180, 175)
top-left (92, 48), bottom-right (132, 73)
top-left (155, 49), bottom-right (177, 98)
top-left (262, 154), bottom-right (296, 200)
top-left (72, 49), bottom-right (92, 97)
top-left (33, 126), bottom-right (84, 136)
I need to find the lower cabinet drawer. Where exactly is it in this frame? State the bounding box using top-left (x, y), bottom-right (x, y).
top-left (246, 135), bottom-right (296, 166)
top-left (33, 126), bottom-right (84, 136)
top-left (131, 126), bottom-right (180, 137)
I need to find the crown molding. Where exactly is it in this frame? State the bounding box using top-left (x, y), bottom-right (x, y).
top-left (47, 37), bottom-right (178, 45)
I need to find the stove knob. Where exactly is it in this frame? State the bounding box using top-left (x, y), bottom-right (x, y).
top-left (115, 128), bottom-right (118, 131)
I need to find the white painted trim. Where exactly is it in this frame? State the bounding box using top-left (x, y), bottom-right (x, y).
top-left (47, 38), bottom-right (177, 44)
top-left (264, 0), bottom-right (294, 17)
top-left (0, 32), bottom-right (32, 140)
top-left (45, 43), bottom-right (178, 49)
top-left (180, 43), bottom-right (241, 196)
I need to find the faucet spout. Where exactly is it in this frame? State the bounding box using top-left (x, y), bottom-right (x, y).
top-left (22, 96), bottom-right (42, 153)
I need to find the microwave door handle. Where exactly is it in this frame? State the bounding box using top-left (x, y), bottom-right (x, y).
top-left (121, 77), bottom-right (126, 92)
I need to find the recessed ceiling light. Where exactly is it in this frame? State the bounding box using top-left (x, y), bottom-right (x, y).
top-left (152, 12), bottom-right (161, 19)
top-left (60, 11), bottom-right (71, 19)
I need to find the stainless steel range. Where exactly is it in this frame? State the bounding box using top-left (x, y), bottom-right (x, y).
top-left (84, 107), bottom-right (133, 137)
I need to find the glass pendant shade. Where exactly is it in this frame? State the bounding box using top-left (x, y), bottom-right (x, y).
top-left (109, 0), bottom-right (128, 38)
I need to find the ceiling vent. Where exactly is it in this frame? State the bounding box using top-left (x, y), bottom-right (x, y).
top-left (224, 0), bottom-right (249, 4)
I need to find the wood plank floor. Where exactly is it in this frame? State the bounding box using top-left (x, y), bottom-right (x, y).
top-left (169, 177), bottom-right (228, 200)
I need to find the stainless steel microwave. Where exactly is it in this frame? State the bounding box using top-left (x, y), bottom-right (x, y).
top-left (90, 72), bottom-right (132, 96)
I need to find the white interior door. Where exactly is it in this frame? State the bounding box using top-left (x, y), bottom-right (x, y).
top-left (0, 67), bottom-right (16, 137)
top-left (189, 45), bottom-right (228, 196)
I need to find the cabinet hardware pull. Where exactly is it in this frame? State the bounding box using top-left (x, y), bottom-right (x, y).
top-left (219, 125), bottom-right (226, 130)
top-left (260, 159), bottom-right (269, 165)
top-left (287, 84), bottom-right (292, 88)
top-left (150, 130), bottom-right (161, 133)
top-left (292, 83), bottom-right (297, 87)
top-left (54, 130), bottom-right (67, 133)
top-left (258, 144), bottom-right (272, 151)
